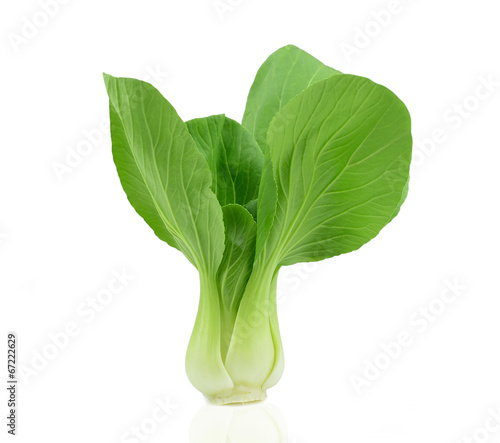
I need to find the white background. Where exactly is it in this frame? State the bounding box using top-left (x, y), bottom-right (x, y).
top-left (1, 0), bottom-right (500, 441)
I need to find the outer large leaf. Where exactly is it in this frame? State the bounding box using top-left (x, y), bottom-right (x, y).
top-left (264, 74), bottom-right (412, 266)
top-left (242, 44), bottom-right (341, 152)
top-left (186, 115), bottom-right (264, 207)
top-left (104, 74), bottom-right (225, 272)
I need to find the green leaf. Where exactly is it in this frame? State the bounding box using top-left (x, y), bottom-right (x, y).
top-left (185, 113), bottom-right (225, 174)
top-left (264, 74), bottom-right (412, 266)
top-left (103, 74), bottom-right (225, 272)
top-left (217, 204), bottom-right (257, 312)
top-left (255, 155), bottom-right (277, 259)
top-left (186, 115), bottom-right (264, 207)
top-left (216, 204), bottom-right (257, 358)
top-left (242, 44), bottom-right (341, 152)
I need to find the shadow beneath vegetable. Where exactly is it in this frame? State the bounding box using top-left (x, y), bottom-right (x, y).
top-left (190, 402), bottom-right (287, 442)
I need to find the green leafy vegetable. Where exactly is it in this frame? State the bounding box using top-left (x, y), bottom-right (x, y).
top-left (103, 44), bottom-right (412, 405)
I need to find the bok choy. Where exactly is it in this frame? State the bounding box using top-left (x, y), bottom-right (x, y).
top-left (103, 45), bottom-right (412, 404)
